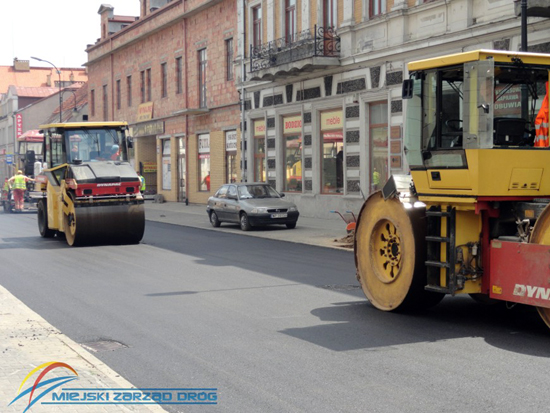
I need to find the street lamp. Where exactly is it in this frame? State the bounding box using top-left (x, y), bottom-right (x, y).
top-left (60, 90), bottom-right (79, 121)
top-left (31, 56), bottom-right (62, 123)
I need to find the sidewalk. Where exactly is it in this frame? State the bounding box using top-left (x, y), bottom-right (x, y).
top-left (1, 283), bottom-right (166, 413)
top-left (143, 201), bottom-right (355, 250)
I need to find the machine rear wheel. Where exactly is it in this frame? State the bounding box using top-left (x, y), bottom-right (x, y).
top-left (354, 192), bottom-right (444, 311)
top-left (529, 204), bottom-right (550, 328)
top-left (37, 200), bottom-right (55, 238)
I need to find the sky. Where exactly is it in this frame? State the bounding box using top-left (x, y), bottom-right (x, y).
top-left (1, 1), bottom-right (139, 69)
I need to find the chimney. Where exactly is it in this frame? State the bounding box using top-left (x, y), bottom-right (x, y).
top-left (13, 58), bottom-right (30, 71)
top-left (97, 4), bottom-right (114, 40)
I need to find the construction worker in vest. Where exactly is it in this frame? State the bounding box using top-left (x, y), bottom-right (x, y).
top-left (372, 167), bottom-right (381, 191)
top-left (8, 170), bottom-right (34, 212)
top-left (137, 171), bottom-right (146, 194)
top-left (534, 81), bottom-right (549, 147)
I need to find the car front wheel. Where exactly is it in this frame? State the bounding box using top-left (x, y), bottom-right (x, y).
top-left (210, 211), bottom-right (221, 227)
top-left (286, 222), bottom-right (297, 229)
top-left (240, 213), bottom-right (251, 231)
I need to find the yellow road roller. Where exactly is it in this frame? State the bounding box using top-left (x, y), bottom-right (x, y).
top-left (354, 50), bottom-right (550, 327)
top-left (35, 122), bottom-right (145, 246)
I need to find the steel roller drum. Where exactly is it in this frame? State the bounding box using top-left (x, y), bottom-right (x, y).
top-left (64, 202), bottom-right (145, 246)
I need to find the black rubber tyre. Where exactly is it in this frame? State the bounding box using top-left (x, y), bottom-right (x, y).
top-left (240, 213), bottom-right (251, 231)
top-left (37, 200), bottom-right (55, 238)
top-left (210, 211), bottom-right (221, 227)
top-left (286, 222), bottom-right (297, 229)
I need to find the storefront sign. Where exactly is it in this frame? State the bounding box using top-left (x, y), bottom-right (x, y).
top-left (254, 120), bottom-right (266, 136)
top-left (225, 130), bottom-right (237, 152)
top-left (143, 161), bottom-right (157, 173)
top-left (131, 121), bottom-right (165, 138)
top-left (283, 115), bottom-right (302, 134)
top-left (137, 102), bottom-right (154, 122)
top-left (321, 110), bottom-right (343, 131)
top-left (6, 154), bottom-right (13, 164)
top-left (15, 114), bottom-right (23, 138)
top-left (198, 134), bottom-right (210, 153)
top-left (323, 131), bottom-right (343, 141)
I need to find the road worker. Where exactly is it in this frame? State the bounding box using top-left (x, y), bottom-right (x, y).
top-left (8, 170), bottom-right (34, 211)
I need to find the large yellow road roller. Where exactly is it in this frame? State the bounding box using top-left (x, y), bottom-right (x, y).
top-left (35, 122), bottom-right (145, 246)
top-left (354, 50), bottom-right (550, 327)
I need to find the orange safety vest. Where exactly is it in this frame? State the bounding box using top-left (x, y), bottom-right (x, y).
top-left (534, 82), bottom-right (549, 147)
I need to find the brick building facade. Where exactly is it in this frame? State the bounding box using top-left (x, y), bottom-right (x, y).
top-left (237, 0), bottom-right (550, 217)
top-left (86, 0), bottom-right (240, 203)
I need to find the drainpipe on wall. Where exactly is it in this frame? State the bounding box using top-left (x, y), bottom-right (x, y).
top-left (184, 5), bottom-right (189, 205)
top-left (241, 0), bottom-right (247, 183)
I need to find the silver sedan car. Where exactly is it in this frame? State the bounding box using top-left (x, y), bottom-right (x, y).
top-left (206, 183), bottom-right (299, 231)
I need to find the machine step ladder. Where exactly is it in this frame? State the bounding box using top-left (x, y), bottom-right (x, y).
top-left (424, 207), bottom-right (457, 294)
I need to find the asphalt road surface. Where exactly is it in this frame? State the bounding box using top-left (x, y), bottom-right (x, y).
top-left (2, 212), bottom-right (550, 413)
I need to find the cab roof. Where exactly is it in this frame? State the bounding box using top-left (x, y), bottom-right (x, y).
top-left (408, 49), bottom-right (550, 72)
top-left (39, 121), bottom-right (128, 129)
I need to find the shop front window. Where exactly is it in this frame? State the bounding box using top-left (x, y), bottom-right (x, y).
top-left (320, 110), bottom-right (344, 194)
top-left (370, 102), bottom-right (388, 192)
top-left (162, 139), bottom-right (171, 191)
top-left (321, 132), bottom-right (343, 193)
top-left (253, 120), bottom-right (266, 182)
top-left (225, 130), bottom-right (238, 183)
top-left (254, 138), bottom-right (265, 182)
top-left (285, 134), bottom-right (302, 192)
top-left (198, 133), bottom-right (211, 191)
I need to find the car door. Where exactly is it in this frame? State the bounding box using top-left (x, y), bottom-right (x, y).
top-left (212, 185), bottom-right (228, 220)
top-left (224, 185), bottom-right (240, 222)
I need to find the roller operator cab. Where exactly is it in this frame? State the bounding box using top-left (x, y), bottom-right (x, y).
top-left (35, 122), bottom-right (145, 246)
top-left (354, 50), bottom-right (550, 329)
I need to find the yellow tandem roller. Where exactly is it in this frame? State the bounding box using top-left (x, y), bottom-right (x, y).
top-left (36, 122), bottom-right (146, 247)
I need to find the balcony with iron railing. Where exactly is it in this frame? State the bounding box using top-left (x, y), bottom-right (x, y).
top-left (249, 25), bottom-right (340, 81)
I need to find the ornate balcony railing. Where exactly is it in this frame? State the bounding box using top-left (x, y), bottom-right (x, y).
top-left (250, 25), bottom-right (340, 73)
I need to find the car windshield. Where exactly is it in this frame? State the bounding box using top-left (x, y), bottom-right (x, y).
top-left (238, 185), bottom-right (280, 199)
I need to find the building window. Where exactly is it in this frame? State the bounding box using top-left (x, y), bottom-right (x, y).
top-left (116, 79), bottom-right (121, 110)
top-left (283, 115), bottom-right (302, 192)
top-left (225, 38), bottom-right (233, 81)
top-left (161, 63), bottom-right (167, 98)
top-left (324, 0), bottom-right (336, 27)
top-left (285, 0), bottom-right (296, 43)
top-left (175, 57), bottom-right (183, 94)
top-left (198, 133), bottom-right (211, 191)
top-left (320, 110), bottom-right (344, 194)
top-left (253, 120), bottom-right (266, 182)
top-left (369, 102), bottom-right (388, 192)
top-left (127, 75), bottom-right (132, 107)
top-left (102, 84), bottom-right (108, 120)
top-left (140, 70), bottom-right (145, 103)
top-left (252, 5), bottom-right (262, 47)
top-left (370, 0), bottom-right (386, 17)
top-left (225, 130), bottom-right (238, 183)
top-left (90, 89), bottom-right (95, 117)
top-left (198, 49), bottom-right (207, 108)
top-left (146, 68), bottom-right (152, 102)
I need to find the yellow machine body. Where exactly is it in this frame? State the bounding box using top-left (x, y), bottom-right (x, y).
top-left (355, 50), bottom-right (550, 324)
